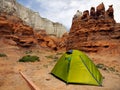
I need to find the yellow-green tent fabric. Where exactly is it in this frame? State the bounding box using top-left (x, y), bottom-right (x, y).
top-left (51, 50), bottom-right (103, 86)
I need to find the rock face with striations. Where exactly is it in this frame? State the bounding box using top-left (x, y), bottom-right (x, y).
top-left (0, 13), bottom-right (59, 50)
top-left (0, 0), bottom-right (67, 37)
top-left (67, 3), bottom-right (120, 53)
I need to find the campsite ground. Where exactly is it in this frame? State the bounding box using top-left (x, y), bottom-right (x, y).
top-left (0, 39), bottom-right (120, 90)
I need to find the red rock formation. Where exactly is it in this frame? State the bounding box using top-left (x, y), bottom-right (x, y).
top-left (35, 32), bottom-right (58, 50)
top-left (106, 5), bottom-right (114, 18)
top-left (0, 13), bottom-right (36, 47)
top-left (96, 2), bottom-right (105, 19)
top-left (90, 7), bottom-right (96, 19)
top-left (67, 3), bottom-right (120, 53)
top-left (81, 10), bottom-right (89, 21)
top-left (0, 13), bottom-right (59, 50)
top-left (57, 32), bottom-right (68, 51)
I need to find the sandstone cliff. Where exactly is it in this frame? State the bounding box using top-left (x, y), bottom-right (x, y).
top-left (0, 13), bottom-right (60, 50)
top-left (0, 0), bottom-right (67, 37)
top-left (66, 3), bottom-right (120, 53)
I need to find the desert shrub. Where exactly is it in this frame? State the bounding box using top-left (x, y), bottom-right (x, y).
top-left (45, 55), bottom-right (54, 59)
top-left (96, 63), bottom-right (117, 73)
top-left (96, 63), bottom-right (108, 71)
top-left (43, 64), bottom-right (48, 68)
top-left (56, 52), bottom-right (63, 55)
top-left (0, 53), bottom-right (7, 57)
top-left (108, 67), bottom-right (115, 72)
top-left (96, 63), bottom-right (105, 69)
top-left (19, 55), bottom-right (39, 62)
top-left (25, 50), bottom-right (32, 54)
top-left (45, 55), bottom-right (58, 60)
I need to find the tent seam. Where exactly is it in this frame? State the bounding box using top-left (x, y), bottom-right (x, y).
top-left (79, 55), bottom-right (101, 86)
top-left (67, 54), bottom-right (72, 83)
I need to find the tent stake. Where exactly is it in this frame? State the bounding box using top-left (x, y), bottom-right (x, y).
top-left (19, 71), bottom-right (40, 90)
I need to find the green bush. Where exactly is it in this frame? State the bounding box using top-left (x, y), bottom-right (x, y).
top-left (0, 53), bottom-right (7, 57)
top-left (19, 55), bottom-right (40, 62)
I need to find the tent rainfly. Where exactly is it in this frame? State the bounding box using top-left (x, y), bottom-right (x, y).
top-left (51, 50), bottom-right (103, 86)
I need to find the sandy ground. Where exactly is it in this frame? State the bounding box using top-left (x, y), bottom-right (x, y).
top-left (0, 40), bottom-right (120, 90)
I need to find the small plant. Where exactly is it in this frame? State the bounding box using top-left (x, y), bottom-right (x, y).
top-left (45, 55), bottom-right (59, 60)
top-left (108, 67), bottom-right (115, 72)
top-left (116, 73), bottom-right (120, 77)
top-left (25, 50), bottom-right (32, 54)
top-left (45, 55), bottom-right (54, 59)
top-left (0, 53), bottom-right (7, 57)
top-left (96, 63), bottom-right (105, 69)
top-left (56, 52), bottom-right (63, 55)
top-left (19, 55), bottom-right (40, 62)
top-left (96, 63), bottom-right (117, 73)
top-left (96, 63), bottom-right (108, 71)
top-left (43, 64), bottom-right (48, 68)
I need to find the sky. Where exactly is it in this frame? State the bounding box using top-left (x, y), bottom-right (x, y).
top-left (17, 0), bottom-right (120, 30)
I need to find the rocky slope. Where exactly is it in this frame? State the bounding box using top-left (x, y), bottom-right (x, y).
top-left (0, 0), bottom-right (66, 37)
top-left (66, 3), bottom-right (120, 53)
top-left (0, 13), bottom-right (60, 50)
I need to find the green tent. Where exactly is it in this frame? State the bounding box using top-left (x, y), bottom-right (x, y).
top-left (51, 50), bottom-right (103, 86)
